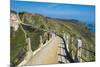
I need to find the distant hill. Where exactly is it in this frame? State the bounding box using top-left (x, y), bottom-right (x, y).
top-left (10, 10), bottom-right (95, 66)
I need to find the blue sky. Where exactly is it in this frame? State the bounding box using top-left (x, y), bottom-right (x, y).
top-left (11, 0), bottom-right (95, 23)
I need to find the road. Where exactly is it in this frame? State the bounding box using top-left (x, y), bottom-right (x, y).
top-left (24, 36), bottom-right (63, 65)
top-left (17, 25), bottom-right (69, 66)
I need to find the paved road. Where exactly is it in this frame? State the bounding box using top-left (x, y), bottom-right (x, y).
top-left (24, 36), bottom-right (62, 65)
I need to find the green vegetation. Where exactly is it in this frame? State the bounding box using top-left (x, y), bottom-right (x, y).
top-left (10, 26), bottom-right (26, 66)
top-left (10, 11), bottom-right (95, 66)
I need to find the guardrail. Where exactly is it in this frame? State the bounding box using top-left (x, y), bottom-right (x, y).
top-left (17, 33), bottom-right (56, 66)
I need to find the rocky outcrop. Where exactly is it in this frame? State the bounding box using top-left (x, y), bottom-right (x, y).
top-left (10, 12), bottom-right (19, 31)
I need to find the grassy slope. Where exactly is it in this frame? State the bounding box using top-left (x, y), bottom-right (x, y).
top-left (47, 18), bottom-right (95, 61)
top-left (10, 26), bottom-right (26, 65)
top-left (11, 11), bottom-right (95, 66)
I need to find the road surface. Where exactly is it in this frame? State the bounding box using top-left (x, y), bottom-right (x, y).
top-left (24, 36), bottom-right (63, 65)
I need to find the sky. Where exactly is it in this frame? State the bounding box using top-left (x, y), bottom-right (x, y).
top-left (11, 0), bottom-right (95, 23)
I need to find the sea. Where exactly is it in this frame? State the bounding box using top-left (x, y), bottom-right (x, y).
top-left (85, 22), bottom-right (95, 33)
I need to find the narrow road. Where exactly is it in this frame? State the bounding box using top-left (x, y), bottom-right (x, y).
top-left (25, 36), bottom-right (62, 65)
top-left (17, 27), bottom-right (70, 66)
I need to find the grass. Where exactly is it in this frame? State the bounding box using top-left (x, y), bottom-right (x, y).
top-left (10, 26), bottom-right (26, 66)
top-left (11, 11), bottom-right (95, 65)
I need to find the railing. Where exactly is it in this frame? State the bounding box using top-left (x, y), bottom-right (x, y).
top-left (57, 34), bottom-right (75, 63)
top-left (59, 33), bottom-right (95, 63)
top-left (16, 14), bottom-right (95, 63)
top-left (80, 47), bottom-right (95, 55)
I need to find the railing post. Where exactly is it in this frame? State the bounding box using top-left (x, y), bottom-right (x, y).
top-left (40, 35), bottom-right (43, 47)
top-left (77, 38), bottom-right (82, 62)
top-left (66, 34), bottom-right (69, 52)
top-left (26, 38), bottom-right (32, 52)
top-left (63, 33), bottom-right (69, 52)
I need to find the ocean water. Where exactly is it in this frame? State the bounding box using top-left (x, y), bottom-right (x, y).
top-left (86, 22), bottom-right (95, 32)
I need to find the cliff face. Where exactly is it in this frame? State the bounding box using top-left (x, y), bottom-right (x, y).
top-left (10, 11), bottom-right (95, 66)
